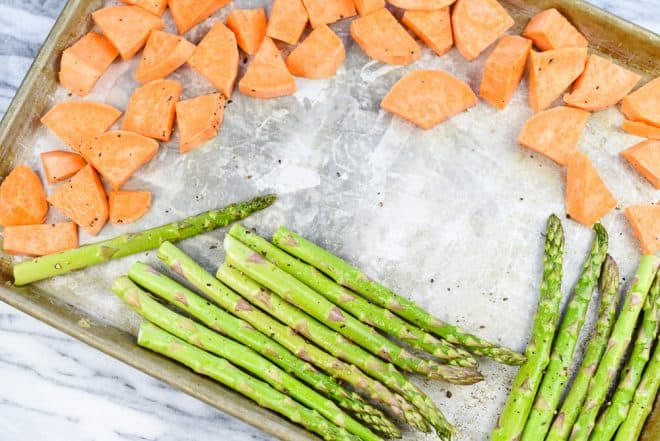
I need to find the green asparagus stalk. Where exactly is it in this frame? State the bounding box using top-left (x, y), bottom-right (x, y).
top-left (590, 271), bottom-right (660, 440)
top-left (272, 226), bottom-right (525, 366)
top-left (545, 255), bottom-right (621, 441)
top-left (137, 322), bottom-right (360, 441)
top-left (521, 223), bottom-right (608, 441)
top-left (127, 262), bottom-right (400, 438)
top-left (12, 194), bottom-right (277, 286)
top-left (224, 235), bottom-right (483, 385)
top-left (490, 214), bottom-right (565, 441)
top-left (615, 334), bottom-right (660, 441)
top-left (114, 276), bottom-right (382, 441)
top-left (569, 255), bottom-right (660, 441)
top-left (229, 224), bottom-right (477, 368)
top-left (216, 262), bottom-right (453, 438)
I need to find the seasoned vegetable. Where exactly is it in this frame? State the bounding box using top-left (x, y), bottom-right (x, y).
top-left (238, 37), bottom-right (296, 98)
top-left (0, 165), bottom-right (48, 227)
top-left (301, 0), bottom-right (356, 28)
top-left (565, 151), bottom-right (617, 226)
top-left (528, 47), bottom-right (588, 112)
top-left (620, 140), bottom-right (660, 189)
top-left (401, 8), bottom-right (454, 57)
top-left (451, 0), bottom-right (514, 61)
top-left (92, 5), bottom-right (163, 60)
top-left (188, 22), bottom-right (239, 98)
top-left (522, 8), bottom-right (588, 50)
top-left (108, 190), bottom-right (152, 225)
top-left (621, 77), bottom-right (660, 128)
top-left (286, 25), bottom-right (345, 79)
top-left (122, 79), bottom-right (182, 141)
top-left (3, 222), bottom-right (78, 256)
top-left (266, 0), bottom-right (309, 45)
top-left (40, 151), bottom-right (86, 184)
top-left (625, 204), bottom-right (660, 255)
top-left (135, 31), bottom-right (196, 84)
top-left (225, 9), bottom-right (267, 55)
top-left (59, 32), bottom-right (118, 96)
top-left (176, 93), bottom-right (225, 154)
top-left (479, 35), bottom-right (532, 109)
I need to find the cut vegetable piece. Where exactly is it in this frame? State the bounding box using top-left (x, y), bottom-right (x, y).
top-left (188, 22), bottom-right (239, 98)
top-left (79, 131), bottom-right (159, 189)
top-left (168, 0), bottom-right (231, 34)
top-left (285, 25), bottom-right (345, 79)
top-left (121, 0), bottom-right (168, 15)
top-left (47, 165), bottom-right (108, 236)
top-left (388, 0), bottom-right (455, 10)
top-left (122, 79), bottom-right (182, 141)
top-left (41, 101), bottom-right (122, 152)
top-left (351, 8), bottom-right (421, 65)
top-left (451, 0), bottom-right (514, 61)
top-left (625, 204), bottom-right (660, 255)
top-left (226, 9), bottom-right (267, 55)
top-left (565, 151), bottom-right (617, 226)
top-left (401, 8), bottom-right (453, 57)
top-left (353, 0), bottom-right (383, 16)
top-left (528, 47), bottom-right (588, 112)
top-left (59, 32), bottom-right (119, 96)
top-left (620, 140), bottom-right (660, 189)
top-left (135, 31), bottom-right (196, 83)
top-left (0, 165), bottom-right (48, 227)
top-left (564, 54), bottom-right (640, 111)
top-left (479, 35), bottom-right (531, 109)
top-left (92, 6), bottom-right (164, 60)
top-left (622, 120), bottom-right (660, 140)
top-left (522, 8), bottom-right (588, 50)
top-left (3, 223), bottom-right (78, 256)
top-left (302, 0), bottom-right (356, 28)
top-left (176, 93), bottom-right (225, 153)
top-left (40, 151), bottom-right (86, 184)
top-left (621, 77), bottom-right (660, 128)
top-left (381, 70), bottom-right (478, 129)
top-left (109, 190), bottom-right (152, 225)
top-left (239, 37), bottom-right (296, 98)
top-left (517, 106), bottom-right (590, 165)
top-left (267, 0), bottom-right (308, 45)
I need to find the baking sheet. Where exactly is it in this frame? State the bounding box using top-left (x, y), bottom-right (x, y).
top-left (1, 0), bottom-right (659, 439)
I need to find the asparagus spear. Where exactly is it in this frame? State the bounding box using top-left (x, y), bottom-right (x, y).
top-left (545, 255), bottom-right (621, 441)
top-left (569, 255), bottom-right (660, 441)
top-left (590, 271), bottom-right (659, 440)
top-left (490, 214), bottom-right (565, 441)
top-left (114, 276), bottom-right (382, 441)
top-left (137, 322), bottom-right (360, 441)
top-left (215, 263), bottom-right (453, 438)
top-left (615, 334), bottom-right (660, 441)
top-left (229, 224), bottom-right (477, 368)
top-left (12, 194), bottom-right (277, 286)
top-left (521, 224), bottom-right (608, 441)
top-left (225, 235), bottom-right (483, 385)
top-left (272, 226), bottom-right (524, 366)
top-left (127, 262), bottom-right (400, 438)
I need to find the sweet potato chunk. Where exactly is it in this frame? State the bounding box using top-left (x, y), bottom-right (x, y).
top-left (47, 165), bottom-right (108, 236)
top-left (388, 0), bottom-right (455, 10)
top-left (565, 151), bottom-right (617, 226)
top-left (480, 35), bottom-right (532, 109)
top-left (351, 8), bottom-right (421, 65)
top-left (188, 22), bottom-right (239, 98)
top-left (620, 140), bottom-right (660, 189)
top-left (122, 79), bottom-right (182, 141)
top-left (517, 106), bottom-right (590, 165)
top-left (564, 54), bottom-right (640, 111)
top-left (92, 5), bottom-right (164, 60)
top-left (239, 37), bottom-right (296, 99)
top-left (109, 190), bottom-right (152, 225)
top-left (621, 77), bottom-right (660, 128)
top-left (135, 31), bottom-right (196, 84)
top-left (40, 151), bottom-right (86, 184)
top-left (121, 0), bottom-right (168, 15)
top-left (528, 47), bottom-right (587, 112)
top-left (302, 0), bottom-right (356, 28)
top-left (0, 165), bottom-right (48, 227)
top-left (622, 120), bottom-right (660, 140)
top-left (41, 101), bottom-right (122, 152)
top-left (226, 9), bottom-right (268, 55)
top-left (354, 0), bottom-right (383, 16)
top-left (381, 70), bottom-right (478, 129)
top-left (59, 32), bottom-right (118, 96)
top-left (79, 131), bottom-right (159, 189)
top-left (3, 222), bottom-right (78, 256)
top-left (625, 204), bottom-right (660, 255)
top-left (168, 0), bottom-right (231, 34)
top-left (401, 8), bottom-right (453, 57)
top-left (267, 0), bottom-right (309, 45)
top-left (523, 8), bottom-right (588, 50)
top-left (176, 93), bottom-right (225, 153)
top-left (451, 0), bottom-right (514, 61)
top-left (286, 25), bottom-right (345, 79)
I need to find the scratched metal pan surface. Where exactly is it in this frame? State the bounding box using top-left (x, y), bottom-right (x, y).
top-left (0, 0), bottom-right (658, 439)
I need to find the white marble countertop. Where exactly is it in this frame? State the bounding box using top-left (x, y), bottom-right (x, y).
top-left (0, 1), bottom-right (658, 440)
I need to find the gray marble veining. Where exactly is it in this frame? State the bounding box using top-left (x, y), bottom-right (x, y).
top-left (0, 1), bottom-right (658, 441)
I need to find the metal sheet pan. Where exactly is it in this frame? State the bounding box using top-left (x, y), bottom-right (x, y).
top-left (0, 1), bottom-right (658, 439)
